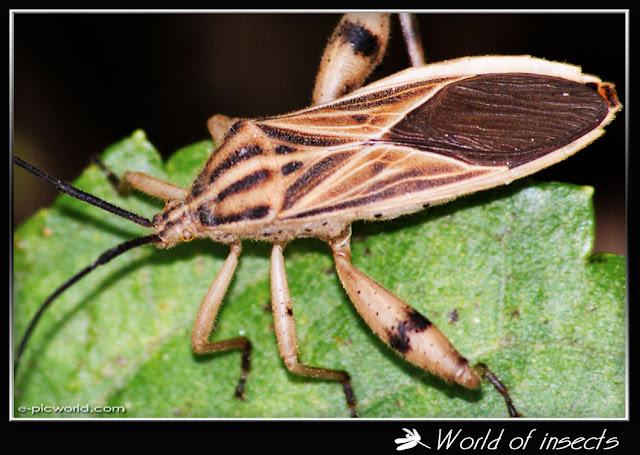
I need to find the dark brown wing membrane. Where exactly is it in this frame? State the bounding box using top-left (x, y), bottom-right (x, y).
top-left (382, 73), bottom-right (610, 168)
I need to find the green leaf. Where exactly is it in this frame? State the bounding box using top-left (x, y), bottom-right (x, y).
top-left (13, 131), bottom-right (626, 418)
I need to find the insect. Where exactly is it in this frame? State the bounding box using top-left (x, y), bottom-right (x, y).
top-left (13, 13), bottom-right (621, 418)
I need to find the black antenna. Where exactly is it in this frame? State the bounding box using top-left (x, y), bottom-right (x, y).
top-left (14, 156), bottom-right (153, 227)
top-left (13, 156), bottom-right (161, 374)
top-left (14, 234), bottom-right (160, 373)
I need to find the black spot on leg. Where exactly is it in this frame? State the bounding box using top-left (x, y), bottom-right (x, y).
top-left (338, 21), bottom-right (381, 58)
top-left (405, 308), bottom-right (432, 332)
top-left (387, 309), bottom-right (432, 356)
top-left (388, 331), bottom-right (411, 355)
top-left (389, 321), bottom-right (412, 355)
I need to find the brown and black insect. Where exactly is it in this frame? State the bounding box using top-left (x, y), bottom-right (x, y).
top-left (13, 13), bottom-right (621, 417)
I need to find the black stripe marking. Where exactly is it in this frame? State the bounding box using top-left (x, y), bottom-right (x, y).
top-left (258, 124), bottom-right (348, 147)
top-left (189, 174), bottom-right (206, 198)
top-left (283, 171), bottom-right (484, 220)
top-left (282, 151), bottom-right (353, 210)
top-left (281, 161), bottom-right (303, 176)
top-left (216, 169), bottom-right (271, 202)
top-left (275, 145), bottom-right (297, 155)
top-left (199, 204), bottom-right (270, 226)
top-left (326, 81), bottom-right (440, 111)
top-left (362, 169), bottom-right (424, 195)
top-left (197, 203), bottom-right (214, 226)
top-left (209, 144), bottom-right (264, 184)
top-left (225, 120), bottom-right (243, 139)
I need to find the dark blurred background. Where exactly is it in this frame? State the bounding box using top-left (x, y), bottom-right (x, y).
top-left (12, 12), bottom-right (626, 255)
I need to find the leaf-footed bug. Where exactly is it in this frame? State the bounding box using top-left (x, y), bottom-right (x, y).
top-left (13, 13), bottom-right (622, 418)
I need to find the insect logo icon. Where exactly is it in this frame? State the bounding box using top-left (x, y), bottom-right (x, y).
top-left (395, 428), bottom-right (431, 451)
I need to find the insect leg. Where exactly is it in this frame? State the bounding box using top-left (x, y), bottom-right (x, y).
top-left (270, 243), bottom-right (357, 417)
top-left (207, 114), bottom-right (236, 145)
top-left (329, 230), bottom-right (481, 389)
top-left (312, 13), bottom-right (391, 105)
top-left (191, 243), bottom-right (252, 399)
top-left (398, 13), bottom-right (425, 67)
top-left (330, 230), bottom-right (521, 416)
top-left (122, 171), bottom-right (189, 200)
top-left (474, 363), bottom-right (521, 417)
top-left (93, 157), bottom-right (188, 201)
top-left (331, 236), bottom-right (480, 388)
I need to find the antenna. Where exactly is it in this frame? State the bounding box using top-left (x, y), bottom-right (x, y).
top-left (13, 157), bottom-right (160, 374)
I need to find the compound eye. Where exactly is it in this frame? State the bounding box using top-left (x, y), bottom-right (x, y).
top-left (181, 229), bottom-right (194, 242)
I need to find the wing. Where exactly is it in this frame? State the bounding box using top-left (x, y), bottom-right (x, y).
top-left (254, 56), bottom-right (620, 224)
